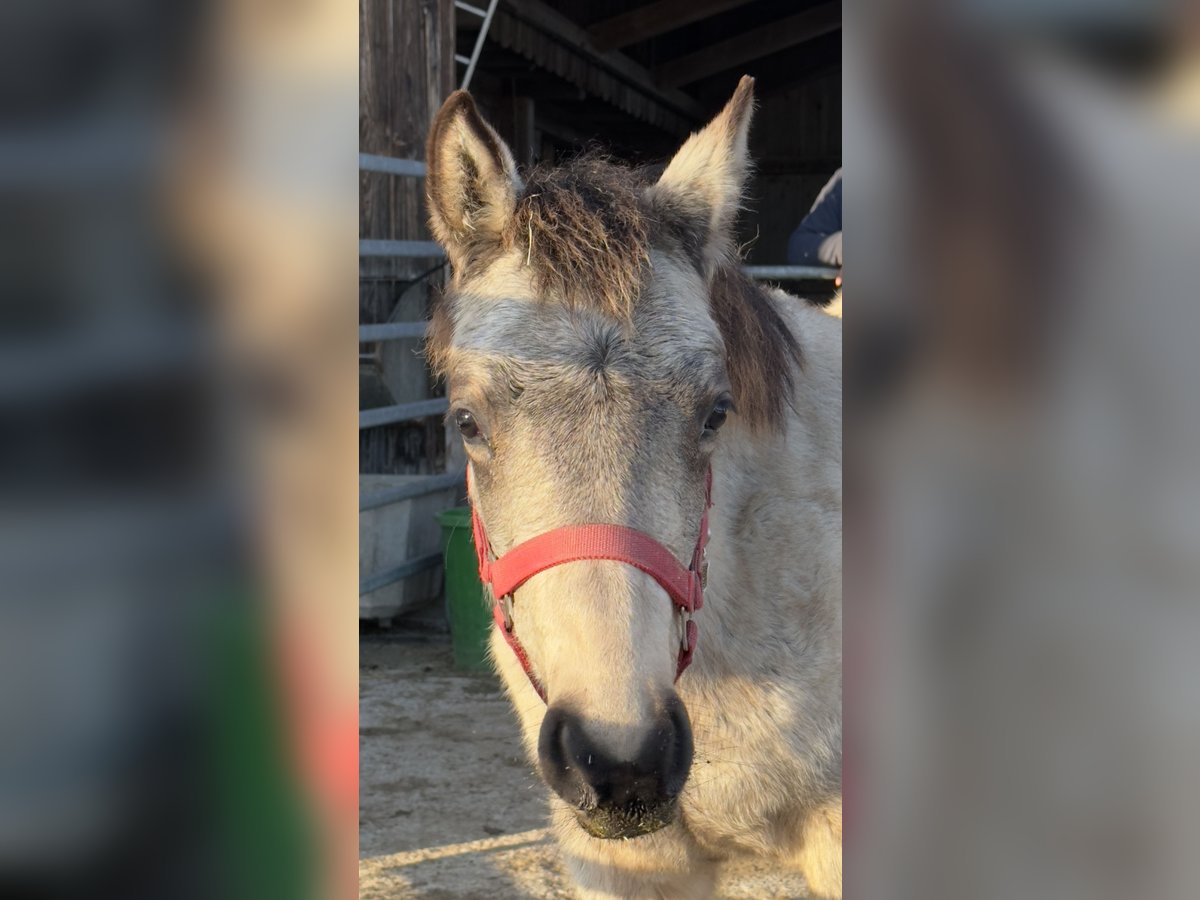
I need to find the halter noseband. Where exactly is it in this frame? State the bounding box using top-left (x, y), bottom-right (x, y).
top-left (468, 468), bottom-right (713, 702)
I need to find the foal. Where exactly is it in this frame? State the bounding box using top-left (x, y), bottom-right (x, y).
top-left (425, 77), bottom-right (842, 899)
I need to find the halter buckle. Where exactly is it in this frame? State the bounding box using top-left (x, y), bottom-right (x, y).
top-left (500, 594), bottom-right (515, 632)
top-left (677, 604), bottom-right (693, 652)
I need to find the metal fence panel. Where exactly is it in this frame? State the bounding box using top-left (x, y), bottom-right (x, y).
top-left (359, 322), bottom-right (428, 341)
top-left (359, 551), bottom-right (444, 595)
top-left (360, 398), bottom-right (450, 429)
top-left (744, 265), bottom-right (840, 280)
top-left (359, 471), bottom-right (464, 512)
top-left (359, 153), bottom-right (426, 177)
top-left (360, 239), bottom-right (445, 258)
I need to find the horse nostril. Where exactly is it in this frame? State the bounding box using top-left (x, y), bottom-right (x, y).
top-left (536, 698), bottom-right (694, 816)
top-left (538, 705), bottom-right (595, 810)
top-left (660, 694), bottom-right (694, 799)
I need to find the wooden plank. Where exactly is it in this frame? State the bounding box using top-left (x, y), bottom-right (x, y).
top-left (588, 0), bottom-right (756, 52)
top-left (655, 3), bottom-right (841, 88)
top-left (501, 0), bottom-right (706, 123)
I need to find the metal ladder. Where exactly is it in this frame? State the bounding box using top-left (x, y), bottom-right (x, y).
top-left (453, 0), bottom-right (500, 90)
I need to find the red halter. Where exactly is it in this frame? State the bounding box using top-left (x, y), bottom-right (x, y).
top-left (468, 468), bottom-right (713, 702)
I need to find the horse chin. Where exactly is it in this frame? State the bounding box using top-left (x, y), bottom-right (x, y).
top-left (575, 801), bottom-right (677, 840)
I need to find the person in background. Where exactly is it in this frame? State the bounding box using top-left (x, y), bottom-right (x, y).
top-left (788, 167), bottom-right (842, 268)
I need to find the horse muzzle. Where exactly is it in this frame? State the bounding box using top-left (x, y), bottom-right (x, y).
top-left (538, 696), bottom-right (694, 840)
top-left (574, 797), bottom-right (679, 839)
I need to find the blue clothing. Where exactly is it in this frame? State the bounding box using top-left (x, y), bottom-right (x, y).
top-left (787, 168), bottom-right (842, 267)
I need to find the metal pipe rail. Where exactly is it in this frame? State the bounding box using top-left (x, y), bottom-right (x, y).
top-left (359, 322), bottom-right (428, 341)
top-left (360, 239), bottom-right (445, 258)
top-left (360, 551), bottom-right (444, 595)
top-left (360, 471), bottom-right (465, 512)
top-left (744, 265), bottom-right (840, 281)
top-left (360, 398), bottom-right (449, 430)
top-left (455, 0), bottom-right (488, 18)
top-left (358, 153), bottom-right (426, 177)
top-left (357, 152), bottom-right (458, 607)
top-left (457, 0), bottom-right (500, 90)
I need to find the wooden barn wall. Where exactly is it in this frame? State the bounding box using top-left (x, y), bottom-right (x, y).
top-left (359, 0), bottom-right (454, 475)
top-left (739, 70), bottom-right (842, 266)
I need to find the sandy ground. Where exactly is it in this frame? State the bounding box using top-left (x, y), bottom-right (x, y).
top-left (360, 633), bottom-right (809, 898)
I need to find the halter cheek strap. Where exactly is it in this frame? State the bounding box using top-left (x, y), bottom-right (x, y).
top-left (469, 468), bottom-right (713, 703)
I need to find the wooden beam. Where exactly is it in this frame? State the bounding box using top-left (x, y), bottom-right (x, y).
top-left (655, 2), bottom-right (841, 88)
top-left (502, 0), bottom-right (706, 123)
top-left (753, 156), bottom-right (845, 176)
top-left (588, 0), bottom-right (757, 52)
top-left (535, 100), bottom-right (679, 159)
top-left (536, 116), bottom-right (592, 148)
top-left (689, 31), bottom-right (841, 104)
top-left (505, 79), bottom-right (587, 102)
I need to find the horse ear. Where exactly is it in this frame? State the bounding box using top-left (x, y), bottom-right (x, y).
top-left (649, 75), bottom-right (755, 277)
top-left (426, 91), bottom-right (522, 271)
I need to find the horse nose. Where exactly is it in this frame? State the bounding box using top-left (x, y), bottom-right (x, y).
top-left (537, 696), bottom-right (693, 838)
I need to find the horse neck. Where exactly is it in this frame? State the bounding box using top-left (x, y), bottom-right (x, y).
top-left (698, 400), bottom-right (833, 681)
top-left (705, 421), bottom-right (790, 630)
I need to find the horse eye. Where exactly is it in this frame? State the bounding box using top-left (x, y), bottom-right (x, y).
top-left (704, 401), bottom-right (730, 434)
top-left (454, 409), bottom-right (481, 441)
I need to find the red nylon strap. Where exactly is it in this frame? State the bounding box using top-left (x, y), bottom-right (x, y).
top-left (491, 603), bottom-right (546, 700)
top-left (469, 467), bottom-right (712, 702)
top-left (486, 525), bottom-right (702, 614)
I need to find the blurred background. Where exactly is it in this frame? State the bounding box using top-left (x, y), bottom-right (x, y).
top-left (6, 0), bottom-right (1200, 896)
top-left (847, 0), bottom-right (1200, 898)
top-left (0, 1), bottom-right (356, 898)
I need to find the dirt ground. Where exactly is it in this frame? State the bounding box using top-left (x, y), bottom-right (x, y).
top-left (359, 632), bottom-right (809, 898)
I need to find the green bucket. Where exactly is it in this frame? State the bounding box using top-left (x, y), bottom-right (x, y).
top-left (436, 507), bottom-right (493, 671)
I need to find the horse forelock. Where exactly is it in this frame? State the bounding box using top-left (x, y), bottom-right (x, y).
top-left (427, 153), bottom-right (802, 432)
top-left (511, 155), bottom-right (651, 322)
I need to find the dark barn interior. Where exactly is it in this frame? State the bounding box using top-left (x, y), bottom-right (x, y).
top-left (457, 0), bottom-right (842, 264)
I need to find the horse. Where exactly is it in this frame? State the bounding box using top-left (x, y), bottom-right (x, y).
top-left (423, 76), bottom-right (841, 899)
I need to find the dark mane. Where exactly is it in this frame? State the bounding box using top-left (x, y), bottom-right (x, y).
top-left (706, 265), bottom-right (803, 431)
top-left (429, 153), bottom-right (802, 431)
